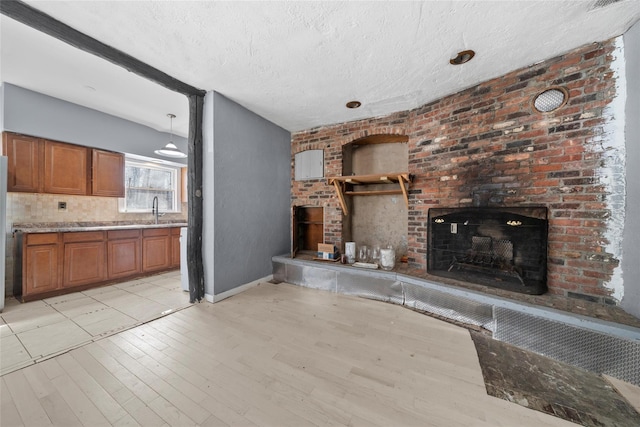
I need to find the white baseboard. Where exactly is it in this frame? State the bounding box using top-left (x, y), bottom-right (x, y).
top-left (205, 274), bottom-right (273, 303)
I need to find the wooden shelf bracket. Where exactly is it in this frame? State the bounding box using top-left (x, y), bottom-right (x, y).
top-left (331, 179), bottom-right (349, 215)
top-left (328, 172), bottom-right (412, 215)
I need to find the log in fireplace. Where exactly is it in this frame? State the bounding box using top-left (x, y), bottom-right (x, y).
top-left (427, 207), bottom-right (548, 295)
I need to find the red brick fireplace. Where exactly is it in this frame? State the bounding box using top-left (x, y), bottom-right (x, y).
top-left (291, 39), bottom-right (621, 304)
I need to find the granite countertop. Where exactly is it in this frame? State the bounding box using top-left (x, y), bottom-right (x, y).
top-left (13, 221), bottom-right (189, 233)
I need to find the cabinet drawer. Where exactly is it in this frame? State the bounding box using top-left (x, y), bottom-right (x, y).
top-left (26, 233), bottom-right (59, 246)
top-left (108, 229), bottom-right (140, 240)
top-left (143, 228), bottom-right (170, 237)
top-left (171, 227), bottom-right (181, 236)
top-left (63, 231), bottom-right (105, 243)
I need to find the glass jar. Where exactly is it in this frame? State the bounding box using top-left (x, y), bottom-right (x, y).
top-left (380, 247), bottom-right (396, 271)
top-left (345, 242), bottom-right (356, 264)
top-left (358, 245), bottom-right (369, 263)
top-left (371, 245), bottom-right (381, 264)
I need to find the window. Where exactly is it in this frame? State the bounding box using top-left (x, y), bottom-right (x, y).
top-left (121, 159), bottom-right (180, 212)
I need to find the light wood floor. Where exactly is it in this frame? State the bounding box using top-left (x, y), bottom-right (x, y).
top-left (1, 271), bottom-right (191, 376)
top-left (1, 282), bottom-right (575, 427)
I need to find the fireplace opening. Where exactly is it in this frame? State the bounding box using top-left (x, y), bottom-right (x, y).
top-left (427, 207), bottom-right (548, 295)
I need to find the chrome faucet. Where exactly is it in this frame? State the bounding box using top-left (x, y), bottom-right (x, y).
top-left (152, 196), bottom-right (159, 224)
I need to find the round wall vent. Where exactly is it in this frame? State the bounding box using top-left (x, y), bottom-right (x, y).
top-left (532, 87), bottom-right (568, 113)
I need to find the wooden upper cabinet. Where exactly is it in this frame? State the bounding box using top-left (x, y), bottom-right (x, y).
top-left (2, 132), bottom-right (42, 193)
top-left (43, 140), bottom-right (89, 195)
top-left (92, 149), bottom-right (125, 197)
top-left (2, 132), bottom-right (124, 197)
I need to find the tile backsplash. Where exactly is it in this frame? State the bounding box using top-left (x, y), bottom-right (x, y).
top-left (6, 193), bottom-right (187, 224)
top-left (4, 193), bottom-right (187, 297)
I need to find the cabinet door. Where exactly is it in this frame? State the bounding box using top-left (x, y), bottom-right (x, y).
top-left (63, 241), bottom-right (106, 287)
top-left (43, 140), bottom-right (89, 195)
top-left (24, 245), bottom-right (59, 295)
top-left (92, 149), bottom-right (125, 197)
top-left (171, 229), bottom-right (181, 267)
top-left (108, 238), bottom-right (141, 279)
top-left (2, 132), bottom-right (41, 193)
top-left (142, 235), bottom-right (171, 272)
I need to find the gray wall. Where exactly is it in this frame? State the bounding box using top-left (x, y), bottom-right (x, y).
top-left (622, 22), bottom-right (640, 318)
top-left (1, 83), bottom-right (187, 164)
top-left (203, 91), bottom-right (290, 296)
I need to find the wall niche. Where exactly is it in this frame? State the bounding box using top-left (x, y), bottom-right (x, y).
top-left (341, 134), bottom-right (409, 253)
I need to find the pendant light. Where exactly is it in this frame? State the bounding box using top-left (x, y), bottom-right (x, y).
top-left (154, 113), bottom-right (187, 158)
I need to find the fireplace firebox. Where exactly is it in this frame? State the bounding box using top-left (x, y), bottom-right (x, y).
top-left (427, 207), bottom-right (548, 295)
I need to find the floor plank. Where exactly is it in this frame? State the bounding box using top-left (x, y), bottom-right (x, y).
top-left (3, 370), bottom-right (53, 426)
top-left (56, 353), bottom-right (129, 424)
top-left (1, 377), bottom-right (25, 427)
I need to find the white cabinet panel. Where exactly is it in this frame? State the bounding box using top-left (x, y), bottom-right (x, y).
top-left (294, 150), bottom-right (324, 180)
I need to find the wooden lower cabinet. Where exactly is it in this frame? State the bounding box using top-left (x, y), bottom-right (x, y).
top-left (23, 233), bottom-right (61, 297)
top-left (63, 232), bottom-right (107, 288)
top-left (63, 241), bottom-right (107, 287)
top-left (142, 229), bottom-right (171, 272)
top-left (24, 244), bottom-right (60, 296)
top-left (107, 230), bottom-right (141, 279)
top-left (171, 228), bottom-right (181, 268)
top-left (19, 227), bottom-right (181, 301)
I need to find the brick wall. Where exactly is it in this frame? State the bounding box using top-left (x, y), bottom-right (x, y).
top-left (292, 39), bottom-right (621, 302)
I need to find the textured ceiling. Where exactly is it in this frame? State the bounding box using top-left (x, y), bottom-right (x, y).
top-left (2, 1), bottom-right (640, 137)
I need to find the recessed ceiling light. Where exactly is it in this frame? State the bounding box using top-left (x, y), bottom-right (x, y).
top-left (450, 50), bottom-right (475, 65)
top-left (346, 100), bottom-right (361, 109)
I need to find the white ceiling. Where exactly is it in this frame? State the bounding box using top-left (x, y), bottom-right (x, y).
top-left (2, 1), bottom-right (640, 138)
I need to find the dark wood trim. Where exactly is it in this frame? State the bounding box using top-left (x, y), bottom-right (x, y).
top-left (0, 0), bottom-right (205, 97)
top-left (187, 94), bottom-right (205, 302)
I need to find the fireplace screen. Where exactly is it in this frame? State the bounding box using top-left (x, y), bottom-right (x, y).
top-left (427, 207), bottom-right (548, 295)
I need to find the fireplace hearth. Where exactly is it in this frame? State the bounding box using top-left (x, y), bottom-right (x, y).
top-left (428, 207), bottom-right (548, 295)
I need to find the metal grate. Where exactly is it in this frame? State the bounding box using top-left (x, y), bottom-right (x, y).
top-left (533, 88), bottom-right (567, 112)
top-left (403, 282), bottom-right (495, 330)
top-left (494, 307), bottom-right (640, 386)
top-left (337, 271), bottom-right (404, 305)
